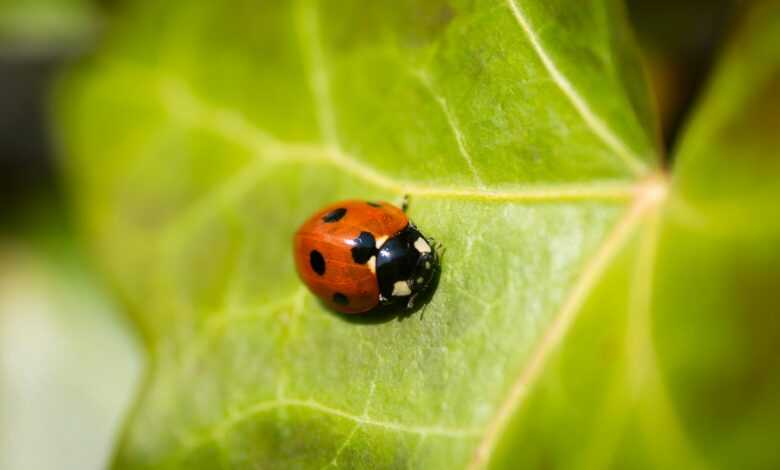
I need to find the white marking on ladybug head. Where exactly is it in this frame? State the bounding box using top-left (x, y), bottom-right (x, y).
top-left (367, 255), bottom-right (376, 274)
top-left (414, 237), bottom-right (431, 254)
top-left (424, 261), bottom-right (431, 270)
top-left (416, 277), bottom-right (424, 284)
top-left (392, 280), bottom-right (412, 297)
top-left (375, 235), bottom-right (388, 249)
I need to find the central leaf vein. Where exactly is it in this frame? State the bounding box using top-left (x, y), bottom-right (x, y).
top-left (155, 73), bottom-right (637, 247)
top-left (468, 175), bottom-right (667, 469)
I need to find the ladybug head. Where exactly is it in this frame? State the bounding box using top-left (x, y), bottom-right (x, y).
top-left (408, 238), bottom-right (438, 296)
top-left (376, 225), bottom-right (440, 311)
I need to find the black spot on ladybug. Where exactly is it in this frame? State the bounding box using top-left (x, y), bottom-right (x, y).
top-left (333, 292), bottom-right (349, 305)
top-left (351, 231), bottom-right (376, 264)
top-left (322, 207), bottom-right (347, 223)
top-left (309, 250), bottom-right (326, 275)
top-left (366, 201), bottom-right (381, 208)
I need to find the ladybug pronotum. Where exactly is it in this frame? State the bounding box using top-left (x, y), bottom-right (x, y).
top-left (293, 200), bottom-right (440, 314)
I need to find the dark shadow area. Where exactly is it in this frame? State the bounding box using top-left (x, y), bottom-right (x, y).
top-left (0, 21), bottom-right (96, 224)
top-left (627, 0), bottom-right (740, 161)
top-left (0, 57), bottom-right (62, 216)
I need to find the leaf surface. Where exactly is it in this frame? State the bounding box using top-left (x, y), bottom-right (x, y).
top-left (489, 2), bottom-right (780, 468)
top-left (55, 0), bottom-right (780, 468)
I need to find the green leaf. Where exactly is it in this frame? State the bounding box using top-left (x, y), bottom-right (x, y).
top-left (490, 2), bottom-right (780, 468)
top-left (53, 0), bottom-right (779, 468)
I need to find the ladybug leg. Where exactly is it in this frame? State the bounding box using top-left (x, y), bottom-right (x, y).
top-left (429, 237), bottom-right (445, 257)
top-left (407, 292), bottom-right (419, 310)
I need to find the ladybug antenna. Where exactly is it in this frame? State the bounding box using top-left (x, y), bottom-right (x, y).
top-left (401, 194), bottom-right (410, 213)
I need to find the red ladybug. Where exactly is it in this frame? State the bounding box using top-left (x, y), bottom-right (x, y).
top-left (293, 200), bottom-right (440, 314)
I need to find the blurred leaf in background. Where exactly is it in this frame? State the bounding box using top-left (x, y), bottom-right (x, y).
top-left (0, 1), bottom-right (141, 470)
top-left (0, 0), bottom-right (99, 56)
top-left (0, 0), bottom-right (100, 211)
top-left (0, 211), bottom-right (141, 470)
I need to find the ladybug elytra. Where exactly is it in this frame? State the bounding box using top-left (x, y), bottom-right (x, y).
top-left (293, 200), bottom-right (439, 314)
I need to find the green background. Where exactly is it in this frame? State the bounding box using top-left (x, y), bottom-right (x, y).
top-left (2, 0), bottom-right (779, 468)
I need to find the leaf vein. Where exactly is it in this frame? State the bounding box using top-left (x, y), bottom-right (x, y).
top-left (504, 0), bottom-right (648, 175)
top-left (298, 0), bottom-right (341, 149)
top-left (224, 398), bottom-right (482, 437)
top-left (170, 397), bottom-right (480, 465)
top-left (627, 205), bottom-right (705, 468)
top-left (468, 174), bottom-right (668, 469)
top-left (157, 75), bottom-right (637, 246)
top-left (414, 69), bottom-right (485, 188)
top-left (322, 423), bottom-right (361, 469)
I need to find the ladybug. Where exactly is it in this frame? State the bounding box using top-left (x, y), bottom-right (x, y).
top-left (293, 199), bottom-right (440, 314)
